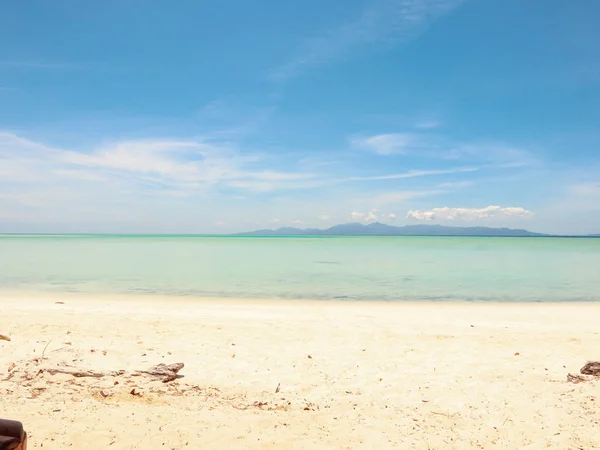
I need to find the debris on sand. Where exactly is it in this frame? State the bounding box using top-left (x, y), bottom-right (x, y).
top-left (567, 361), bottom-right (600, 383)
top-left (580, 361), bottom-right (600, 376)
top-left (567, 373), bottom-right (587, 384)
top-left (133, 363), bottom-right (185, 383)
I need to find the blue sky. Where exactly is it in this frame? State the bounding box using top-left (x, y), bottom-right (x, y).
top-left (1, 0), bottom-right (599, 234)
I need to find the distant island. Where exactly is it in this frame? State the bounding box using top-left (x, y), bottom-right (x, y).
top-left (240, 222), bottom-right (551, 237)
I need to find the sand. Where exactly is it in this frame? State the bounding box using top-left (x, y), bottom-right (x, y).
top-left (1, 293), bottom-right (599, 449)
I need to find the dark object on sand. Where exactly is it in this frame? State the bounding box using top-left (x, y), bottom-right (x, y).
top-left (0, 419), bottom-right (27, 450)
top-left (567, 361), bottom-right (600, 383)
top-left (581, 361), bottom-right (600, 376)
top-left (134, 362), bottom-right (185, 382)
top-left (567, 373), bottom-right (587, 384)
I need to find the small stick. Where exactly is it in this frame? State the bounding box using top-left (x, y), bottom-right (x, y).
top-left (40, 340), bottom-right (52, 363)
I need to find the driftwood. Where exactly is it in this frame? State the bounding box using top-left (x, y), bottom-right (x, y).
top-left (0, 335), bottom-right (10, 342)
top-left (567, 361), bottom-right (600, 383)
top-left (580, 361), bottom-right (600, 376)
top-left (133, 363), bottom-right (184, 383)
top-left (44, 363), bottom-right (184, 383)
top-left (567, 373), bottom-right (588, 384)
top-left (45, 368), bottom-right (126, 378)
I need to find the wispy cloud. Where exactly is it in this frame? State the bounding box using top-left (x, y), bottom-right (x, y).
top-left (351, 131), bottom-right (538, 167)
top-left (270, 0), bottom-right (466, 81)
top-left (444, 143), bottom-right (540, 165)
top-left (345, 167), bottom-right (479, 181)
top-left (437, 180), bottom-right (474, 188)
top-left (0, 131), bottom-right (530, 202)
top-left (0, 132), bottom-right (315, 194)
top-left (0, 130), bottom-right (535, 232)
top-left (350, 133), bottom-right (418, 155)
top-left (406, 206), bottom-right (534, 221)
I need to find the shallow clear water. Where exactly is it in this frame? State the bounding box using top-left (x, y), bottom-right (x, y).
top-left (0, 235), bottom-right (599, 302)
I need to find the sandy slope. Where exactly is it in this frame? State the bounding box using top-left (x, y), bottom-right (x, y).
top-left (1, 293), bottom-right (599, 449)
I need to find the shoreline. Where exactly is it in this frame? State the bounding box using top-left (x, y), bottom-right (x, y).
top-left (2, 289), bottom-right (599, 306)
top-left (1, 293), bottom-right (599, 448)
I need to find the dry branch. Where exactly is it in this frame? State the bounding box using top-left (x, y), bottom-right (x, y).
top-left (133, 363), bottom-right (185, 383)
top-left (44, 363), bottom-right (184, 382)
top-left (567, 373), bottom-right (587, 384)
top-left (580, 361), bottom-right (600, 376)
top-left (45, 368), bottom-right (126, 378)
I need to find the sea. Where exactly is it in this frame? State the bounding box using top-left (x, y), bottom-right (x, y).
top-left (0, 235), bottom-right (599, 302)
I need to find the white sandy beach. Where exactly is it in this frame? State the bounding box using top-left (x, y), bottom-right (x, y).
top-left (1, 293), bottom-right (599, 449)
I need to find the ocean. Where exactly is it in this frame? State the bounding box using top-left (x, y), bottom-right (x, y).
top-left (0, 235), bottom-right (598, 302)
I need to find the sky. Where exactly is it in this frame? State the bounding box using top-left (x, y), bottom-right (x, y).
top-left (1, 0), bottom-right (599, 234)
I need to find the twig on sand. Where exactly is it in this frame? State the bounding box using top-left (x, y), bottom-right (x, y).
top-left (431, 411), bottom-right (458, 418)
top-left (40, 340), bottom-right (52, 363)
top-left (45, 368), bottom-right (126, 378)
top-left (0, 334), bottom-right (10, 341)
top-left (44, 362), bottom-right (184, 383)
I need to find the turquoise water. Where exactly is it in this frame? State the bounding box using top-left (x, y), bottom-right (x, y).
top-left (0, 235), bottom-right (599, 302)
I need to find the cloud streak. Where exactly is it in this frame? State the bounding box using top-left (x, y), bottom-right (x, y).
top-left (350, 133), bottom-right (417, 155)
top-left (0, 131), bottom-right (531, 230)
top-left (352, 131), bottom-right (538, 167)
top-left (0, 132), bottom-right (495, 197)
top-left (345, 167), bottom-right (479, 181)
top-left (0, 132), bottom-right (315, 194)
top-left (270, 0), bottom-right (466, 81)
top-left (407, 206), bottom-right (534, 221)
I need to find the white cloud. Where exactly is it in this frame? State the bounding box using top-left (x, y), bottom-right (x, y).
top-left (350, 210), bottom-right (378, 222)
top-left (407, 210), bottom-right (437, 221)
top-left (0, 132), bottom-right (316, 193)
top-left (349, 131), bottom-right (537, 167)
top-left (270, 0), bottom-right (466, 81)
top-left (388, 213), bottom-right (397, 220)
top-left (444, 143), bottom-right (539, 166)
top-left (350, 133), bottom-right (416, 155)
top-left (345, 167), bottom-right (479, 181)
top-left (406, 206), bottom-right (534, 222)
top-left (437, 180), bottom-right (474, 188)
